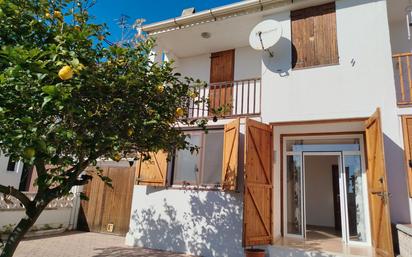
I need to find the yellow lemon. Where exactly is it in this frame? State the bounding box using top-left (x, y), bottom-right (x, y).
top-left (113, 153), bottom-right (122, 162)
top-left (189, 91), bottom-right (198, 99)
top-left (45, 12), bottom-right (52, 19)
top-left (58, 65), bottom-right (73, 80)
top-left (23, 147), bottom-right (36, 159)
top-left (127, 128), bottom-right (133, 137)
top-left (175, 107), bottom-right (184, 117)
top-left (53, 10), bottom-right (63, 20)
top-left (156, 85), bottom-right (164, 94)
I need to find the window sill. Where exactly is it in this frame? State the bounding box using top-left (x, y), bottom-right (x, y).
top-left (169, 185), bottom-right (222, 191)
top-left (292, 62), bottom-right (340, 71)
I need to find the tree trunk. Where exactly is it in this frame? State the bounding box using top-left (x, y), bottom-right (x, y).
top-left (0, 204), bottom-right (46, 257)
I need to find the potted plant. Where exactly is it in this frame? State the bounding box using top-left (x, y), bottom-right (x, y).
top-left (244, 248), bottom-right (266, 257)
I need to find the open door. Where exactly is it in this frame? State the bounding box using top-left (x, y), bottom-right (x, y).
top-left (365, 108), bottom-right (394, 257)
top-left (221, 118), bottom-right (240, 191)
top-left (243, 118), bottom-right (273, 246)
top-left (135, 151), bottom-right (168, 187)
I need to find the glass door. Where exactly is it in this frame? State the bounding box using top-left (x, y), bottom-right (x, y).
top-left (285, 154), bottom-right (304, 238)
top-left (283, 135), bottom-right (371, 246)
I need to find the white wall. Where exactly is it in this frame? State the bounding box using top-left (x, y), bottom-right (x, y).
top-left (177, 46), bottom-right (262, 83)
top-left (261, 0), bottom-right (410, 225)
top-left (0, 155), bottom-right (23, 188)
top-left (389, 20), bottom-right (412, 54)
top-left (0, 209), bottom-right (72, 232)
top-left (126, 186), bottom-right (244, 257)
top-left (305, 155), bottom-right (338, 228)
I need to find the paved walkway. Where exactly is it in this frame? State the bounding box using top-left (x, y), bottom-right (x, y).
top-left (14, 231), bottom-right (195, 257)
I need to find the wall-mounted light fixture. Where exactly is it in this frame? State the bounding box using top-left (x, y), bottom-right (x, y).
top-left (201, 32), bottom-right (211, 39)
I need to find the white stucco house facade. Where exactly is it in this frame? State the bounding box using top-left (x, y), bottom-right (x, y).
top-left (125, 0), bottom-right (412, 256)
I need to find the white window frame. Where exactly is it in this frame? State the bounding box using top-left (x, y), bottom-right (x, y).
top-left (6, 158), bottom-right (20, 173)
top-left (282, 134), bottom-right (371, 247)
top-left (172, 129), bottom-right (224, 189)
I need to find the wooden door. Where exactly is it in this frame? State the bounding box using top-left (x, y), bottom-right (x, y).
top-left (209, 49), bottom-right (234, 116)
top-left (77, 164), bottom-right (135, 235)
top-left (365, 109), bottom-right (394, 257)
top-left (331, 165), bottom-right (341, 232)
top-left (401, 116), bottom-right (412, 197)
top-left (243, 118), bottom-right (273, 246)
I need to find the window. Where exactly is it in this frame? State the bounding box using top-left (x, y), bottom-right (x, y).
top-left (173, 130), bottom-right (224, 187)
top-left (291, 2), bottom-right (339, 69)
top-left (6, 158), bottom-right (16, 172)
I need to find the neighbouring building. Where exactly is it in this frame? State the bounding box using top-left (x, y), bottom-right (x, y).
top-left (90, 0), bottom-right (412, 256)
top-left (0, 154), bottom-right (28, 190)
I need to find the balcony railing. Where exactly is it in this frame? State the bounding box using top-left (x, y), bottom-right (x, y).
top-left (187, 78), bottom-right (261, 119)
top-left (393, 53), bottom-right (412, 106)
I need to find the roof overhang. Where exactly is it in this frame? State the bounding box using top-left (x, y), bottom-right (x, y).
top-left (142, 0), bottom-right (291, 35)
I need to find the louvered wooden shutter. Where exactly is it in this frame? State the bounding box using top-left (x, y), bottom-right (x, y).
top-left (243, 118), bottom-right (273, 246)
top-left (291, 2), bottom-right (338, 69)
top-left (221, 118), bottom-right (240, 191)
top-left (135, 151), bottom-right (168, 186)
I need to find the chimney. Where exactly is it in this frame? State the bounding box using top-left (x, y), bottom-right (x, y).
top-left (181, 7), bottom-right (196, 17)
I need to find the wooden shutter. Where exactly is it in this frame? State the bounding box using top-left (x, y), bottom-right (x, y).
top-left (209, 49), bottom-right (235, 116)
top-left (135, 151), bottom-right (168, 186)
top-left (221, 118), bottom-right (240, 191)
top-left (402, 115), bottom-right (412, 197)
top-left (291, 3), bottom-right (338, 69)
top-left (243, 118), bottom-right (273, 246)
top-left (365, 109), bottom-right (394, 257)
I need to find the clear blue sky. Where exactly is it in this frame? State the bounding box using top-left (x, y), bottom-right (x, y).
top-left (90, 0), bottom-right (239, 43)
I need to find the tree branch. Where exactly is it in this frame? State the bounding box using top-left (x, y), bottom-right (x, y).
top-left (0, 185), bottom-right (32, 210)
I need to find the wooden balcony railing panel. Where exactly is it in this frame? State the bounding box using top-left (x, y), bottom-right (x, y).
top-left (393, 52), bottom-right (412, 106)
top-left (187, 78), bottom-right (261, 119)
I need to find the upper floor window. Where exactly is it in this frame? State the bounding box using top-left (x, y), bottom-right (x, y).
top-left (6, 158), bottom-right (16, 172)
top-left (291, 2), bottom-right (339, 69)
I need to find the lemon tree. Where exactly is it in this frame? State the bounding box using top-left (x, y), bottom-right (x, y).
top-left (0, 1), bottom-right (207, 256)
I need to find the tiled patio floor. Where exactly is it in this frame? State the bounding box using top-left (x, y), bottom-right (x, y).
top-left (13, 231), bottom-right (195, 257)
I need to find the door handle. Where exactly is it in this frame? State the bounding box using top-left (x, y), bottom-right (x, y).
top-left (372, 191), bottom-right (391, 202)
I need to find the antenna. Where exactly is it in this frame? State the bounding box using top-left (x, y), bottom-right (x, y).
top-left (249, 20), bottom-right (282, 58)
top-left (116, 14), bottom-right (131, 42)
top-left (104, 15), bottom-right (146, 46)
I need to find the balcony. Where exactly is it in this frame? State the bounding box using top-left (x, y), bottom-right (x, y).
top-left (393, 52), bottom-right (412, 106)
top-left (187, 78), bottom-right (261, 119)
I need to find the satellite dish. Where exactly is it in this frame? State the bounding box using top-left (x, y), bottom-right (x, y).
top-left (249, 19), bottom-right (282, 57)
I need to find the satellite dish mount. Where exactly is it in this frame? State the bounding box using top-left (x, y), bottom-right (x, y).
top-left (249, 19), bottom-right (283, 58)
top-left (258, 31), bottom-right (274, 57)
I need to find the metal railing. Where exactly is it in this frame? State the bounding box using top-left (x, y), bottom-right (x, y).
top-left (187, 78), bottom-right (261, 119)
top-left (393, 52), bottom-right (412, 106)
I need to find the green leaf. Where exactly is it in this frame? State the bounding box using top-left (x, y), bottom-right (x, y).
top-left (42, 96), bottom-right (52, 107)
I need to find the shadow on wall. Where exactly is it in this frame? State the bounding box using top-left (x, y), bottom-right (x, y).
top-left (129, 190), bottom-right (243, 257)
top-left (262, 37), bottom-right (294, 77)
top-left (383, 134), bottom-right (411, 224)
